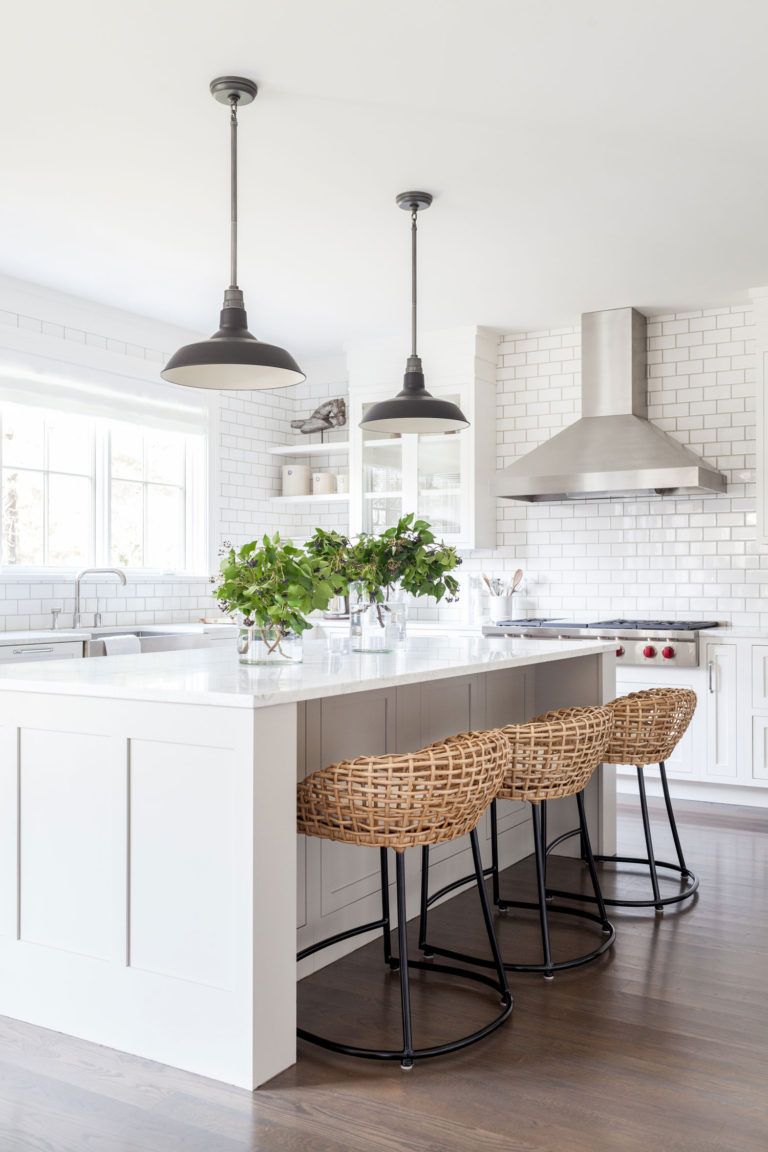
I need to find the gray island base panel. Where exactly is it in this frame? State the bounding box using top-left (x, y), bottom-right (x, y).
top-left (0, 637), bottom-right (615, 1089)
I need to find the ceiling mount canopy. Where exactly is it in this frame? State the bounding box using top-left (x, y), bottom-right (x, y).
top-left (162, 76), bottom-right (305, 392)
top-left (359, 191), bottom-right (469, 435)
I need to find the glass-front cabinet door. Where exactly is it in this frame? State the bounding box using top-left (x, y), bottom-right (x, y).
top-left (415, 392), bottom-right (464, 538)
top-left (359, 401), bottom-right (404, 534)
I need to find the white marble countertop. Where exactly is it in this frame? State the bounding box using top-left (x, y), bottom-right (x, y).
top-left (0, 635), bottom-right (615, 708)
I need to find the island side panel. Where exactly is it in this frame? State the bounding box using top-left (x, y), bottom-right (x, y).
top-left (0, 690), bottom-right (263, 1090)
top-left (250, 701), bottom-right (299, 1088)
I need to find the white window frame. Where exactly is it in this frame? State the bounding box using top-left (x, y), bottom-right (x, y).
top-left (0, 399), bottom-right (213, 580)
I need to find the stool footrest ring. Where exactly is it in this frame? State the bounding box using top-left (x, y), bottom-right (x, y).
top-left (420, 900), bottom-right (615, 975)
top-left (557, 855), bottom-right (700, 909)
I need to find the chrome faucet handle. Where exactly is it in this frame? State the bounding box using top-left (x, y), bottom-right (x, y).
top-left (50, 607), bottom-right (62, 630)
top-left (94, 610), bottom-right (102, 627)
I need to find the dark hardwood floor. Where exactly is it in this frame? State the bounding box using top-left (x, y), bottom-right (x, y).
top-left (0, 798), bottom-right (765, 1151)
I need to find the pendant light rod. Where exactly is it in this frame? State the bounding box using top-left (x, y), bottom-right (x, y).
top-left (229, 95), bottom-right (239, 289)
top-left (410, 206), bottom-right (418, 357)
top-left (209, 76), bottom-right (258, 295)
top-left (396, 190), bottom-right (432, 366)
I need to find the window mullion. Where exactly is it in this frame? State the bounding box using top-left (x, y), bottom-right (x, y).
top-left (142, 436), bottom-right (148, 569)
top-left (183, 441), bottom-right (191, 572)
top-left (95, 424), bottom-right (109, 565)
top-left (43, 421), bottom-right (49, 566)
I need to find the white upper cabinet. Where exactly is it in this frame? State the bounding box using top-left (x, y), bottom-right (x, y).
top-left (347, 328), bottom-right (497, 549)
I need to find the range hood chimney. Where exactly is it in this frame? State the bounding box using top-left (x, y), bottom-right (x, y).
top-left (495, 307), bottom-right (727, 502)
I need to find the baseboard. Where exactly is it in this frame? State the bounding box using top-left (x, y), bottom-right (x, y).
top-left (616, 772), bottom-right (768, 809)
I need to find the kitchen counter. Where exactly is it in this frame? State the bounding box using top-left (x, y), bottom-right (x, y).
top-left (0, 634), bottom-right (614, 707)
top-left (0, 635), bottom-right (615, 1090)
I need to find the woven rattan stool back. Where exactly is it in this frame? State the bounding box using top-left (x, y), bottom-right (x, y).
top-left (497, 705), bottom-right (613, 803)
top-left (297, 728), bottom-right (509, 851)
top-left (604, 688), bottom-right (696, 766)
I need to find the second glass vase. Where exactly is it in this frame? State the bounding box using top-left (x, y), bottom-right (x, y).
top-left (349, 584), bottom-right (406, 653)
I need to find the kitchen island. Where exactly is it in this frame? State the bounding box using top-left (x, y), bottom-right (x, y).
top-left (0, 635), bottom-right (614, 1088)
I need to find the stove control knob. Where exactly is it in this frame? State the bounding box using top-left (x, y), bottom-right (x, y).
top-left (662, 645), bottom-right (675, 660)
top-left (643, 645), bottom-right (657, 659)
top-left (615, 645), bottom-right (625, 657)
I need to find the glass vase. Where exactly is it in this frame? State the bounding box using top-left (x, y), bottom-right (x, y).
top-left (237, 624), bottom-right (303, 665)
top-left (349, 584), bottom-right (407, 653)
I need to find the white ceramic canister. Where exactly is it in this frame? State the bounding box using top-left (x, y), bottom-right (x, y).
top-left (335, 471), bottom-right (349, 494)
top-left (312, 471), bottom-right (335, 496)
top-left (282, 464), bottom-right (310, 496)
top-left (487, 595), bottom-right (517, 624)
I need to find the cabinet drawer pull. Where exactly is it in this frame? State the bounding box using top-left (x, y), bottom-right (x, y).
top-left (12, 646), bottom-right (55, 655)
top-left (708, 661), bottom-right (715, 693)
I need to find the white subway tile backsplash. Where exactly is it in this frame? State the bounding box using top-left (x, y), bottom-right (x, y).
top-left (443, 303), bottom-right (765, 629)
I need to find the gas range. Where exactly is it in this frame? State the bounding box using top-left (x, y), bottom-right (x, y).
top-left (481, 618), bottom-right (721, 668)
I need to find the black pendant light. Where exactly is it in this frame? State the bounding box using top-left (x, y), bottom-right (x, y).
top-left (162, 77), bottom-right (305, 391)
top-left (359, 191), bottom-right (469, 434)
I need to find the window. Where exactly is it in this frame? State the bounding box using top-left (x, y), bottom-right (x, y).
top-left (0, 400), bottom-right (208, 573)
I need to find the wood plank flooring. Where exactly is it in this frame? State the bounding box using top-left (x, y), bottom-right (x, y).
top-left (0, 798), bottom-right (765, 1151)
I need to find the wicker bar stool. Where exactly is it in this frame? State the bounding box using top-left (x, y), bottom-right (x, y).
top-left (550, 687), bottom-right (699, 912)
top-left (419, 706), bottom-right (615, 981)
top-left (296, 729), bottom-right (513, 1070)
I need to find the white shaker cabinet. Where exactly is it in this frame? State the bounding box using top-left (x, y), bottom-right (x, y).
top-left (615, 665), bottom-right (707, 780)
top-left (750, 645), bottom-right (768, 784)
top-left (617, 636), bottom-right (768, 806)
top-left (703, 641), bottom-right (738, 780)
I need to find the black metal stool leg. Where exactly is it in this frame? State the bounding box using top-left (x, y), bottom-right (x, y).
top-left (531, 804), bottom-right (554, 979)
top-left (540, 800), bottom-right (549, 894)
top-left (659, 761), bottom-right (691, 877)
top-left (395, 851), bottom-right (415, 1070)
top-left (636, 765), bottom-right (663, 911)
top-left (490, 799), bottom-right (502, 908)
top-left (418, 845), bottom-right (434, 957)
top-left (469, 828), bottom-right (512, 1006)
top-left (576, 790), bottom-right (611, 932)
top-left (380, 847), bottom-right (397, 969)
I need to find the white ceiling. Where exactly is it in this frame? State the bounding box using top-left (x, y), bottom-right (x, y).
top-left (1, 0), bottom-right (767, 356)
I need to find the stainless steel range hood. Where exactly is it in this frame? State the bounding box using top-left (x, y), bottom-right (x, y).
top-left (496, 307), bottom-right (727, 502)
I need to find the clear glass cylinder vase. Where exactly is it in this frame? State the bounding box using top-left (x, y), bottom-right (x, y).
top-left (349, 584), bottom-right (406, 653)
top-left (237, 624), bottom-right (303, 665)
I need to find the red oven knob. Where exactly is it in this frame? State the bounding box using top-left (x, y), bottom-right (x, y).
top-left (615, 645), bottom-right (625, 657)
top-left (662, 645), bottom-right (675, 660)
top-left (643, 645), bottom-right (656, 659)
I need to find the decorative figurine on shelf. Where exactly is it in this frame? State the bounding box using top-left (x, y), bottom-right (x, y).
top-left (290, 397), bottom-right (347, 436)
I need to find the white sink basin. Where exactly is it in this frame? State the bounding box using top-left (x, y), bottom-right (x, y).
top-left (85, 632), bottom-right (213, 657)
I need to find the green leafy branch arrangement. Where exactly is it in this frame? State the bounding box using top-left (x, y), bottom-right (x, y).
top-left (306, 514), bottom-right (461, 622)
top-left (214, 517), bottom-right (461, 652)
top-left (214, 534), bottom-right (341, 654)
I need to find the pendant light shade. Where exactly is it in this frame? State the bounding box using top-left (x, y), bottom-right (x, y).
top-left (359, 191), bottom-right (469, 435)
top-left (162, 77), bottom-right (305, 392)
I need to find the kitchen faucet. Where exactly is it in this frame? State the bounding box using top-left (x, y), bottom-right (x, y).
top-left (73, 568), bottom-right (127, 629)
